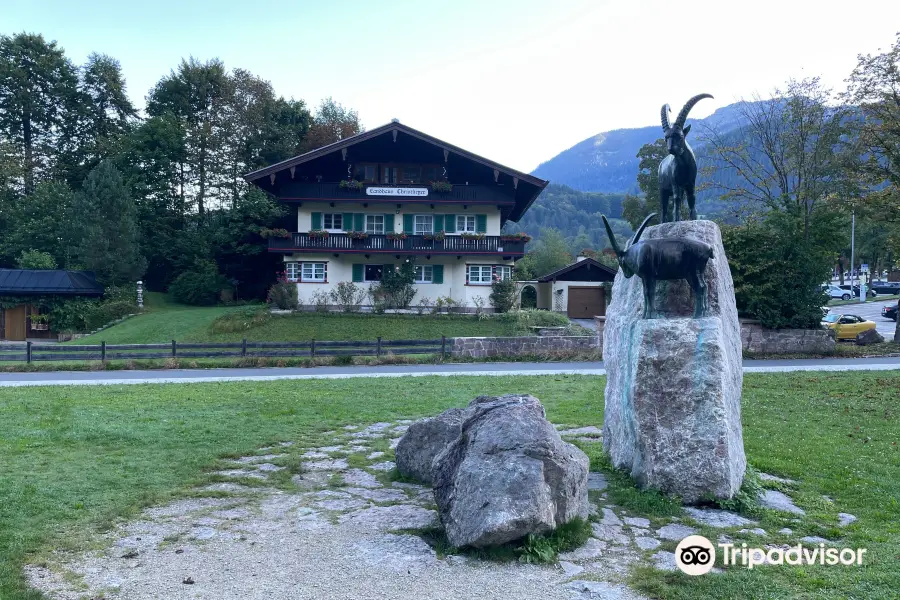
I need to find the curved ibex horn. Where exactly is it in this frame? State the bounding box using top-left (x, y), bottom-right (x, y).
top-left (627, 213), bottom-right (657, 249)
top-left (660, 104), bottom-right (671, 132)
top-left (674, 93), bottom-right (713, 130)
top-left (601, 215), bottom-right (623, 258)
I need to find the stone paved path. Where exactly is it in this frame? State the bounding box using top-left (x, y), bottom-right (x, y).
top-left (25, 422), bottom-right (852, 600)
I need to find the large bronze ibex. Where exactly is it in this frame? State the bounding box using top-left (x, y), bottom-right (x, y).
top-left (658, 93), bottom-right (713, 223)
top-left (602, 213), bottom-right (714, 319)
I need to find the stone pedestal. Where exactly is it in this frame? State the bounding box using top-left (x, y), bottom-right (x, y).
top-left (602, 220), bottom-right (746, 502)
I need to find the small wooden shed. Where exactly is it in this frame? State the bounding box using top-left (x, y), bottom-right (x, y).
top-left (0, 269), bottom-right (105, 341)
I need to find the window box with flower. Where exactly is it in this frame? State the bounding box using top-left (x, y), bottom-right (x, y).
top-left (338, 179), bottom-right (365, 191)
top-left (308, 229), bottom-right (330, 240)
top-left (460, 232), bottom-right (486, 241)
top-left (430, 180), bottom-right (453, 194)
top-left (499, 233), bottom-right (532, 243)
top-left (386, 232), bottom-right (408, 242)
top-left (422, 230), bottom-right (446, 242)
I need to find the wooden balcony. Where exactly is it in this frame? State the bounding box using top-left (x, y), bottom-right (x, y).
top-left (276, 182), bottom-right (515, 205)
top-left (269, 233), bottom-right (526, 256)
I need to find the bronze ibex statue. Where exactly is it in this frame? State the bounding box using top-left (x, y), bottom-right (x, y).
top-left (658, 93), bottom-right (713, 223)
top-left (602, 213), bottom-right (714, 319)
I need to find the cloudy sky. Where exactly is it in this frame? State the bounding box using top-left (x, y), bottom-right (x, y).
top-left (6, 0), bottom-right (900, 172)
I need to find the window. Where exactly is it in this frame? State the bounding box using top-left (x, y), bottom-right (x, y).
top-left (456, 215), bottom-right (476, 233)
top-left (468, 265), bottom-right (493, 285)
top-left (495, 266), bottom-right (512, 281)
top-left (366, 214), bottom-right (385, 234)
top-left (415, 265), bottom-right (434, 283)
top-left (323, 213), bottom-right (343, 231)
top-left (383, 166), bottom-right (398, 184)
top-left (301, 262), bottom-right (326, 282)
top-left (402, 166), bottom-right (421, 183)
top-left (364, 264), bottom-right (384, 282)
top-left (414, 215), bottom-right (433, 235)
top-left (355, 164), bottom-right (377, 182)
top-left (285, 262), bottom-right (299, 281)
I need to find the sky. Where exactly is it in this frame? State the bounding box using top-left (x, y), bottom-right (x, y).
top-left (5, 0), bottom-right (900, 172)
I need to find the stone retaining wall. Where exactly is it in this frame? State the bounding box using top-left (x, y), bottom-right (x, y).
top-left (450, 335), bottom-right (599, 358)
top-left (740, 320), bottom-right (835, 354)
top-left (594, 316), bottom-right (834, 355)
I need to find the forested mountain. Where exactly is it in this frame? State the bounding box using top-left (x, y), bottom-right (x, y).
top-left (508, 184), bottom-right (632, 251)
top-left (531, 101), bottom-right (750, 196)
top-left (516, 101), bottom-right (761, 243)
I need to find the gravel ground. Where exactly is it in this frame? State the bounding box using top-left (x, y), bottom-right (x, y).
top-left (24, 421), bottom-right (844, 600)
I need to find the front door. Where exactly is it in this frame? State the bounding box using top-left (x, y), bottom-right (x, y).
top-left (4, 305), bottom-right (27, 341)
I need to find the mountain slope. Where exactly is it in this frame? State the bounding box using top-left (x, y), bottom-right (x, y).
top-left (532, 101), bottom-right (750, 195)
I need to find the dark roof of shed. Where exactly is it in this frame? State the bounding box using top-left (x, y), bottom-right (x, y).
top-left (0, 269), bottom-right (105, 296)
top-left (537, 258), bottom-right (617, 282)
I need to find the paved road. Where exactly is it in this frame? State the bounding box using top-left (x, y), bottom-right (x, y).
top-left (826, 297), bottom-right (898, 338)
top-left (0, 357), bottom-right (898, 387)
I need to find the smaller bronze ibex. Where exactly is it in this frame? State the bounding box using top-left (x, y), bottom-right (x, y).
top-left (602, 213), bottom-right (714, 319)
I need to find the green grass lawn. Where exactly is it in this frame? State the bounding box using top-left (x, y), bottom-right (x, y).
top-left (1, 372), bottom-right (898, 599)
top-left (66, 294), bottom-right (560, 344)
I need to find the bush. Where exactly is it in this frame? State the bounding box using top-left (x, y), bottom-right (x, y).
top-left (46, 297), bottom-right (136, 333)
top-left (330, 282), bottom-right (366, 313)
top-left (170, 260), bottom-right (227, 306)
top-left (16, 249), bottom-right (57, 270)
top-left (266, 274), bottom-right (299, 310)
top-left (371, 261), bottom-right (417, 309)
top-left (489, 278), bottom-right (517, 313)
top-left (722, 209), bottom-right (838, 328)
top-left (311, 289), bottom-right (330, 312)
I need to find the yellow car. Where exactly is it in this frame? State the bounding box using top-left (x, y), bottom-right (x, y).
top-left (821, 313), bottom-right (877, 340)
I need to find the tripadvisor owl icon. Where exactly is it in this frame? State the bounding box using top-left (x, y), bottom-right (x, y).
top-left (675, 535), bottom-right (716, 575)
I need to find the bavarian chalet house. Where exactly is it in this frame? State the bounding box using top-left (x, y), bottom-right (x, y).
top-left (245, 120), bottom-right (548, 310)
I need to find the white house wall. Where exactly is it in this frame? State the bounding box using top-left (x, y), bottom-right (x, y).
top-left (283, 254), bottom-right (509, 310)
top-left (296, 203), bottom-right (502, 235)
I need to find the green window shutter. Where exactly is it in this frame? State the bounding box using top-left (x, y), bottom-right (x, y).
top-left (384, 213), bottom-right (395, 233)
top-left (311, 212), bottom-right (322, 229)
top-left (342, 212), bottom-right (354, 231)
top-left (434, 215), bottom-right (444, 232)
top-left (403, 214), bottom-right (414, 234)
top-left (433, 265), bottom-right (444, 284)
top-left (445, 214), bottom-right (456, 233)
top-left (476, 214), bottom-right (487, 233)
top-left (354, 213), bottom-right (364, 232)
top-left (352, 264), bottom-right (363, 282)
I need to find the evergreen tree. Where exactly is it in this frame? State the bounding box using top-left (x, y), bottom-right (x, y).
top-left (0, 180), bottom-right (74, 266)
top-left (72, 161), bottom-right (145, 284)
top-left (0, 32), bottom-right (79, 192)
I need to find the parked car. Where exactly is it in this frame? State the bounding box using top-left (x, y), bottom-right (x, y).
top-left (823, 285), bottom-right (852, 301)
top-left (882, 303), bottom-right (898, 322)
top-left (821, 313), bottom-right (878, 340)
top-left (870, 281), bottom-right (900, 295)
top-left (837, 284), bottom-right (877, 298)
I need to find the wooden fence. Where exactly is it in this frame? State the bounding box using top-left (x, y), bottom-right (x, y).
top-left (0, 337), bottom-right (447, 363)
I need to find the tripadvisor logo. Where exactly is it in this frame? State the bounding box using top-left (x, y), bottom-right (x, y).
top-left (675, 535), bottom-right (716, 575)
top-left (676, 534), bottom-right (868, 575)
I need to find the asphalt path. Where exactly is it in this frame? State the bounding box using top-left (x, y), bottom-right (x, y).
top-left (826, 297), bottom-right (899, 338)
top-left (0, 357), bottom-right (898, 387)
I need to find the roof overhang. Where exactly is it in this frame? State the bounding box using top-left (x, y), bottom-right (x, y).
top-left (244, 121), bottom-right (548, 224)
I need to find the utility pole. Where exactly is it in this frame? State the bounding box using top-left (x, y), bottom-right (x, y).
top-left (850, 210), bottom-right (856, 297)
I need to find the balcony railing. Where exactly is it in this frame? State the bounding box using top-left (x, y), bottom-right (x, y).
top-left (277, 182), bottom-right (515, 204)
top-left (269, 233), bottom-right (526, 255)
